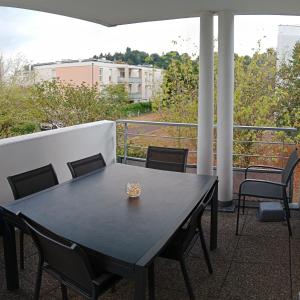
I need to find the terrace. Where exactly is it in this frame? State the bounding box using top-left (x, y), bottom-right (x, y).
top-left (0, 121), bottom-right (298, 300)
top-left (0, 0), bottom-right (300, 299)
top-left (1, 207), bottom-right (300, 299)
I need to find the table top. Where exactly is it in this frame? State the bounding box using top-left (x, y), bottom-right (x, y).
top-left (2, 163), bottom-right (217, 267)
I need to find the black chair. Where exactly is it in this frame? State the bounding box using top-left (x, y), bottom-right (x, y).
top-left (236, 148), bottom-right (300, 236)
top-left (151, 181), bottom-right (217, 300)
top-left (67, 153), bottom-right (106, 178)
top-left (7, 164), bottom-right (59, 270)
top-left (146, 146), bottom-right (188, 173)
top-left (19, 213), bottom-right (120, 300)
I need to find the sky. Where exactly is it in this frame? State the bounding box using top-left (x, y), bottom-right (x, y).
top-left (0, 6), bottom-right (300, 63)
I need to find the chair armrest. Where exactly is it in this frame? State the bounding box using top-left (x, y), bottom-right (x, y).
top-left (245, 165), bottom-right (283, 179)
top-left (239, 179), bottom-right (286, 200)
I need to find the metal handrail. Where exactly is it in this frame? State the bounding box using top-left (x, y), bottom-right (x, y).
top-left (117, 119), bottom-right (297, 132)
top-left (116, 119), bottom-right (298, 168)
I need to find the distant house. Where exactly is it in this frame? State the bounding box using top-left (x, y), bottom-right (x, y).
top-left (277, 24), bottom-right (300, 64)
top-left (30, 59), bottom-right (163, 103)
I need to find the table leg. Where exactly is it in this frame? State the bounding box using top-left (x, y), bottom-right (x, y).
top-left (210, 181), bottom-right (218, 250)
top-left (1, 215), bottom-right (19, 290)
top-left (134, 267), bottom-right (147, 300)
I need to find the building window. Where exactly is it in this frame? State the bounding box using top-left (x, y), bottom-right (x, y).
top-left (119, 68), bottom-right (125, 78)
top-left (109, 69), bottom-right (112, 82)
top-left (99, 68), bottom-right (103, 82)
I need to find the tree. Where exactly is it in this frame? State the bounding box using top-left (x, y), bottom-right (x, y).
top-left (233, 48), bottom-right (277, 165)
top-left (93, 48), bottom-right (187, 69)
top-left (277, 42), bottom-right (300, 142)
top-left (30, 80), bottom-right (129, 126)
top-left (153, 54), bottom-right (198, 123)
top-left (0, 53), bottom-right (38, 138)
top-left (153, 45), bottom-right (279, 166)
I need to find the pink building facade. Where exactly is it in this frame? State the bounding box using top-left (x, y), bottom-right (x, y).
top-left (32, 59), bottom-right (163, 102)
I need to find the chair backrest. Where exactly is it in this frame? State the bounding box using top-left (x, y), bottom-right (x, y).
top-left (7, 164), bottom-right (58, 200)
top-left (67, 153), bottom-right (106, 178)
top-left (282, 148), bottom-right (299, 185)
top-left (146, 146), bottom-right (188, 173)
top-left (181, 181), bottom-right (217, 251)
top-left (20, 213), bottom-right (95, 295)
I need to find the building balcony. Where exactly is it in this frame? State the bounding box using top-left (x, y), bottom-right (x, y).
top-left (117, 76), bottom-right (142, 83)
top-left (0, 119), bottom-right (299, 300)
top-left (128, 92), bottom-right (142, 100)
top-left (117, 76), bottom-right (126, 83)
top-left (116, 119), bottom-right (299, 204)
top-left (128, 77), bottom-right (142, 83)
top-left (1, 193), bottom-right (300, 299)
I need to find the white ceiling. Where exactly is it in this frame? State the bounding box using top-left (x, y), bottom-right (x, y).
top-left (0, 0), bottom-right (300, 26)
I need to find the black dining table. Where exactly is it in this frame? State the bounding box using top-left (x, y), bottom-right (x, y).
top-left (0, 163), bottom-right (218, 300)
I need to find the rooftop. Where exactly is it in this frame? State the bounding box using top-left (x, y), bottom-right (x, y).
top-left (1, 207), bottom-right (300, 299)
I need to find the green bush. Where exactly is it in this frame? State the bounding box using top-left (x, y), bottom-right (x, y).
top-left (123, 102), bottom-right (152, 117)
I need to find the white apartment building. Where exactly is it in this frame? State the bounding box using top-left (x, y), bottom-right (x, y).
top-left (31, 59), bottom-right (163, 102)
top-left (277, 24), bottom-right (300, 64)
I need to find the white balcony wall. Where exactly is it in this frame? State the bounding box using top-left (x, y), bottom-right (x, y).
top-left (0, 120), bottom-right (116, 204)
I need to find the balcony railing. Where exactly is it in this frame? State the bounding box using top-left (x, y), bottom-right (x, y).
top-left (117, 76), bottom-right (126, 83)
top-left (117, 77), bottom-right (142, 83)
top-left (116, 119), bottom-right (299, 203)
top-left (128, 77), bottom-right (142, 83)
top-left (128, 92), bottom-right (142, 100)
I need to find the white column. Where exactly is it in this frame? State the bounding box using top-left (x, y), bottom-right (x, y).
top-left (217, 11), bottom-right (234, 205)
top-left (197, 13), bottom-right (214, 176)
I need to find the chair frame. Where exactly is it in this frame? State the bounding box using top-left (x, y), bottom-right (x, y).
top-left (7, 164), bottom-right (58, 270)
top-left (146, 146), bottom-right (188, 173)
top-left (19, 213), bottom-right (118, 300)
top-left (7, 164), bottom-right (58, 200)
top-left (152, 181), bottom-right (217, 300)
top-left (236, 148), bottom-right (300, 236)
top-left (67, 153), bottom-right (106, 178)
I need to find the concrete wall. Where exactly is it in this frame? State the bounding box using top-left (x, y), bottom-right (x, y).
top-left (0, 120), bottom-right (116, 204)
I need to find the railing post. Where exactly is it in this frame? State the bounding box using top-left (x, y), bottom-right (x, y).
top-left (124, 122), bottom-right (128, 164)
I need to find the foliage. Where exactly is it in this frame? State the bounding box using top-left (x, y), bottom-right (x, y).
top-left (30, 80), bottom-right (129, 126)
top-left (94, 47), bottom-right (190, 69)
top-left (152, 45), bottom-right (283, 166)
top-left (122, 102), bottom-right (152, 116)
top-left (276, 42), bottom-right (300, 143)
top-left (233, 48), bottom-right (278, 165)
top-left (0, 83), bottom-right (38, 138)
top-left (152, 54), bottom-right (198, 124)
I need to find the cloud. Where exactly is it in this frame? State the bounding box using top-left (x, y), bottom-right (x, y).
top-left (0, 7), bottom-right (37, 50)
top-left (1, 7), bottom-right (300, 63)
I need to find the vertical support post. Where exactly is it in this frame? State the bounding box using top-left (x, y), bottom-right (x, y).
top-left (123, 122), bottom-right (128, 164)
top-left (197, 13), bottom-right (214, 176)
top-left (217, 11), bottom-right (234, 206)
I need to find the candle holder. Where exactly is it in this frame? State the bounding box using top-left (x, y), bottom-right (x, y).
top-left (126, 182), bottom-right (141, 198)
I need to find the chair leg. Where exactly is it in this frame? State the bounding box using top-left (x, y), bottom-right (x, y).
top-left (283, 196), bottom-right (292, 236)
top-left (60, 283), bottom-right (68, 300)
top-left (242, 196), bottom-right (246, 215)
top-left (148, 263), bottom-right (155, 300)
top-left (198, 224), bottom-right (213, 274)
top-left (235, 194), bottom-right (242, 235)
top-left (33, 260), bottom-right (43, 300)
top-left (179, 257), bottom-right (195, 300)
top-left (20, 231), bottom-right (24, 270)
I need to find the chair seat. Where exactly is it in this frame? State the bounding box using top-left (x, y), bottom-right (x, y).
top-left (161, 228), bottom-right (197, 259)
top-left (93, 272), bottom-right (121, 294)
top-left (44, 264), bottom-right (120, 297)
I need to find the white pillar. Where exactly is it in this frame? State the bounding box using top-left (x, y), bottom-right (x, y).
top-left (197, 13), bottom-right (214, 176)
top-left (217, 11), bottom-right (234, 205)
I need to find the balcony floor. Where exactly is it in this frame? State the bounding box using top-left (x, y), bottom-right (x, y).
top-left (1, 208), bottom-right (300, 299)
